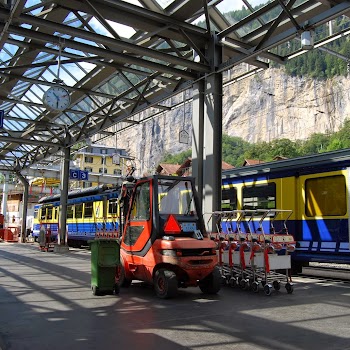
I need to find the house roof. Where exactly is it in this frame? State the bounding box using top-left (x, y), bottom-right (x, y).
top-left (222, 161), bottom-right (235, 170)
top-left (242, 159), bottom-right (264, 166)
top-left (156, 163), bottom-right (180, 175)
top-left (157, 158), bottom-right (234, 176)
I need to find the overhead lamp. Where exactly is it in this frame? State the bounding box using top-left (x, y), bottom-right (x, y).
top-left (301, 30), bottom-right (314, 50)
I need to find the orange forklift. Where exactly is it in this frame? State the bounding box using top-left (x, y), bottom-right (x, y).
top-left (116, 173), bottom-right (221, 298)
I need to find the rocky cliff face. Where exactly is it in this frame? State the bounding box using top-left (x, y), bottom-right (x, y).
top-left (104, 68), bottom-right (350, 173)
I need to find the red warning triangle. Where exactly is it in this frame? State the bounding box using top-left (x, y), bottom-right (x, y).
top-left (164, 214), bottom-right (182, 234)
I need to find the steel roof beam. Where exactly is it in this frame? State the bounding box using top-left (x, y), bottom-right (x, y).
top-left (0, 135), bottom-right (61, 147)
top-left (69, 0), bottom-right (209, 44)
top-left (6, 11), bottom-right (210, 73)
top-left (218, 1), bottom-right (350, 72)
top-left (3, 24), bottom-right (199, 80)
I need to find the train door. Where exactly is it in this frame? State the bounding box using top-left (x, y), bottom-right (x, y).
top-left (297, 171), bottom-right (348, 262)
top-left (84, 201), bottom-right (94, 240)
top-left (66, 204), bottom-right (74, 244)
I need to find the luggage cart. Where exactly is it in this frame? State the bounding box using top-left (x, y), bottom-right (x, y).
top-left (208, 209), bottom-right (296, 296)
top-left (38, 226), bottom-right (55, 252)
top-left (206, 211), bottom-right (236, 284)
top-left (207, 210), bottom-right (253, 289)
top-left (248, 209), bottom-right (295, 295)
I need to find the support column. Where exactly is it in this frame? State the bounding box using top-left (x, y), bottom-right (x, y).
top-left (192, 80), bottom-right (205, 207)
top-left (203, 35), bottom-right (223, 227)
top-left (16, 172), bottom-right (29, 243)
top-left (1, 173), bottom-right (9, 224)
top-left (55, 146), bottom-right (70, 252)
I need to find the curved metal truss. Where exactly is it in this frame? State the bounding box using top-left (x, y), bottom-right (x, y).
top-left (1, 0), bottom-right (350, 173)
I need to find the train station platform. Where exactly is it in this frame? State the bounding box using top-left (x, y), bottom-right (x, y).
top-left (0, 241), bottom-right (349, 350)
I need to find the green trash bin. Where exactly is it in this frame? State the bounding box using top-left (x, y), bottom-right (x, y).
top-left (89, 239), bottom-right (120, 296)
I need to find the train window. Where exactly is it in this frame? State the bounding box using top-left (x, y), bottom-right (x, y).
top-left (108, 199), bottom-right (118, 215)
top-left (41, 208), bottom-right (46, 221)
top-left (54, 208), bottom-right (58, 220)
top-left (34, 208), bottom-right (38, 219)
top-left (75, 203), bottom-right (83, 219)
top-left (305, 175), bottom-right (346, 216)
top-left (242, 183), bottom-right (276, 210)
top-left (84, 202), bottom-right (93, 218)
top-left (222, 187), bottom-right (237, 211)
top-left (47, 207), bottom-right (53, 220)
top-left (67, 205), bottom-right (74, 219)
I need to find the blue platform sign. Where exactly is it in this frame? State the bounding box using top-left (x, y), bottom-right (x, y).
top-left (69, 169), bottom-right (89, 181)
top-left (80, 170), bottom-right (89, 181)
top-left (69, 169), bottom-right (79, 180)
top-left (0, 110), bottom-right (4, 128)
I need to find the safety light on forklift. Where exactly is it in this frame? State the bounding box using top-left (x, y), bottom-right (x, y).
top-left (164, 214), bottom-right (182, 234)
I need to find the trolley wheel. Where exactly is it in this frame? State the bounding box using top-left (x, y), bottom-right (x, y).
top-left (264, 284), bottom-right (272, 296)
top-left (239, 278), bottom-right (248, 290)
top-left (229, 277), bottom-right (236, 288)
top-left (251, 281), bottom-right (259, 293)
top-left (285, 282), bottom-right (294, 294)
top-left (273, 280), bottom-right (281, 291)
top-left (114, 283), bottom-right (120, 295)
top-left (222, 274), bottom-right (229, 285)
top-left (92, 285), bottom-right (99, 296)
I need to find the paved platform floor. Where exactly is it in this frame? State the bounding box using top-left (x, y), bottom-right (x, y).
top-left (0, 242), bottom-right (349, 350)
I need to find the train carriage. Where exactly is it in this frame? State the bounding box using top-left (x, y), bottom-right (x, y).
top-left (32, 185), bottom-right (121, 247)
top-left (221, 149), bottom-right (350, 271)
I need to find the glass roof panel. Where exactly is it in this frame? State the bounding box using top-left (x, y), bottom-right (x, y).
top-left (1, 43), bottom-right (19, 61)
top-left (154, 0), bottom-right (175, 9)
top-left (106, 20), bottom-right (136, 39)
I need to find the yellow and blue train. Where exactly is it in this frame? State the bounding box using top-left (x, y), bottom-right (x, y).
top-left (32, 185), bottom-right (120, 247)
top-left (221, 149), bottom-right (350, 271)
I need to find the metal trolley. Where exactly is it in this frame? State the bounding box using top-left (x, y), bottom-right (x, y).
top-left (207, 209), bottom-right (295, 295)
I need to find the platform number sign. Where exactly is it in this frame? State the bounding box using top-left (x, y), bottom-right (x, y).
top-left (69, 169), bottom-right (89, 181)
top-left (80, 170), bottom-right (89, 181)
top-left (0, 110), bottom-right (4, 128)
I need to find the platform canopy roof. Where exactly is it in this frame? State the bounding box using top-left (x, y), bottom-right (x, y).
top-left (1, 0), bottom-right (350, 174)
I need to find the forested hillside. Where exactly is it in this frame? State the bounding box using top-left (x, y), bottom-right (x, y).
top-left (226, 2), bottom-right (350, 78)
top-left (162, 119), bottom-right (350, 167)
top-left (110, 4), bottom-right (350, 174)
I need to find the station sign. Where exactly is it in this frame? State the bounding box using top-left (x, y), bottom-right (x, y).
top-left (179, 129), bottom-right (189, 144)
top-left (112, 153), bottom-right (120, 165)
top-left (69, 169), bottom-right (89, 181)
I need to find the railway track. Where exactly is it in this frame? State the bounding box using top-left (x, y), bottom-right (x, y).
top-left (300, 263), bottom-right (350, 281)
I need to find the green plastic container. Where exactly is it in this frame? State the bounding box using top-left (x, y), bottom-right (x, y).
top-left (89, 239), bottom-right (120, 296)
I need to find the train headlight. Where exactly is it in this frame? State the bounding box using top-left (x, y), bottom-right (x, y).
top-left (161, 250), bottom-right (182, 257)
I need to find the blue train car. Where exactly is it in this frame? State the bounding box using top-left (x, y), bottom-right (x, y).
top-left (32, 185), bottom-right (120, 247)
top-left (222, 149), bottom-right (350, 271)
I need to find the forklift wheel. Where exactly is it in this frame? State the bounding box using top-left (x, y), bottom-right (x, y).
top-left (154, 268), bottom-right (178, 299)
top-left (115, 263), bottom-right (132, 288)
top-left (199, 266), bottom-right (221, 294)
